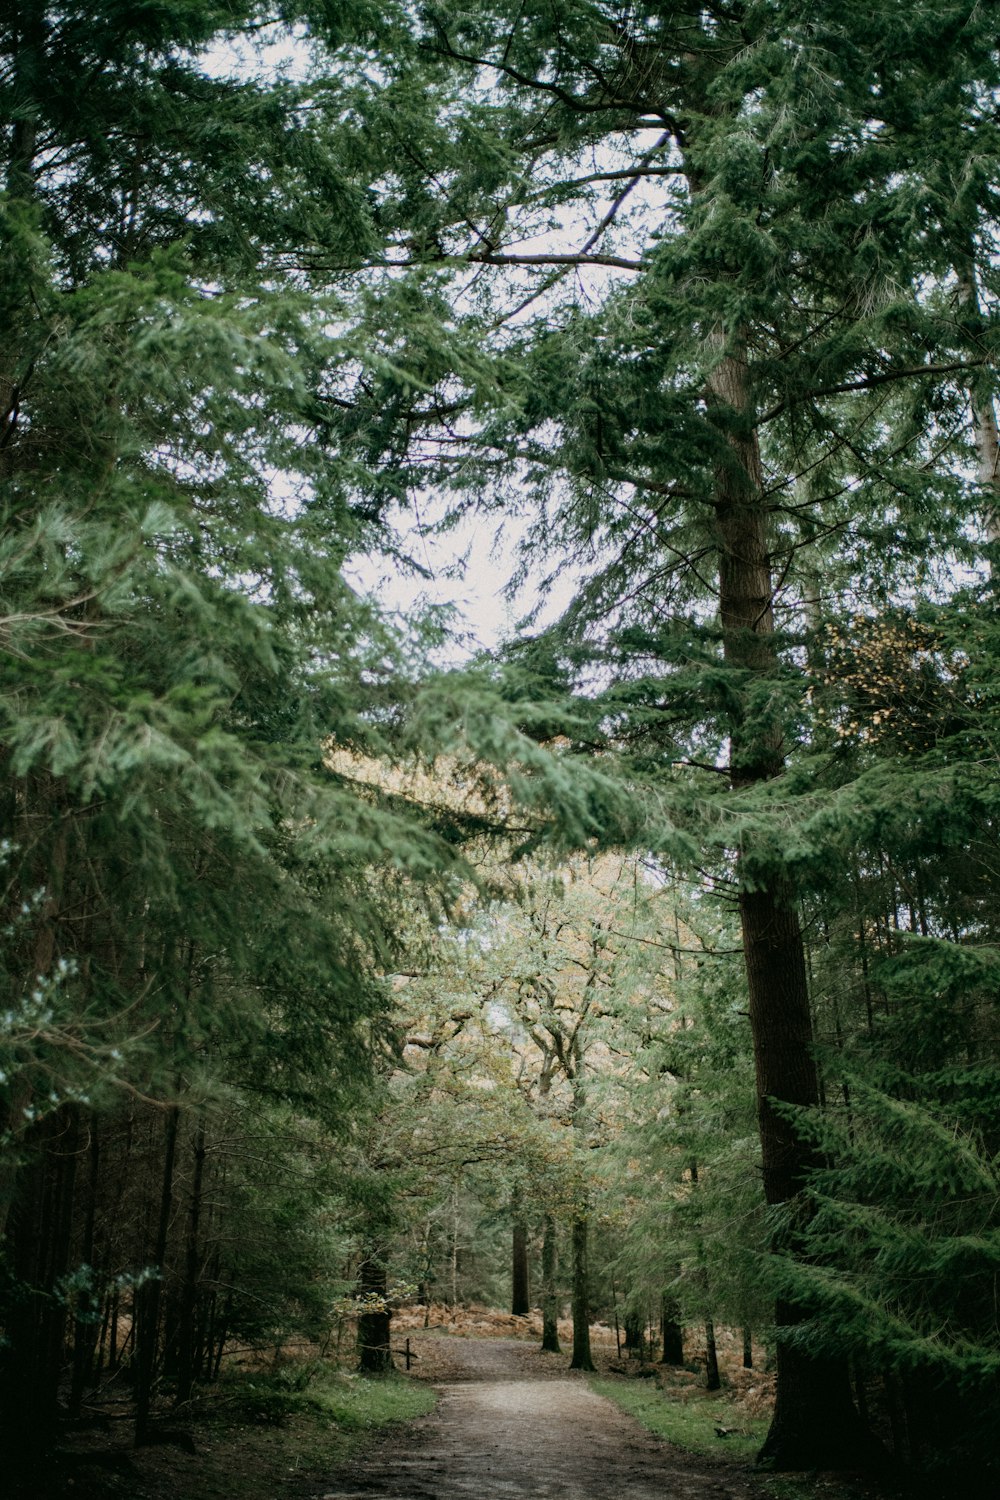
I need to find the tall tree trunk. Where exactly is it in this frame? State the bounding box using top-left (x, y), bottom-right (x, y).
top-left (69, 1117), bottom-right (101, 1416)
top-left (660, 1288), bottom-right (684, 1366)
top-left (623, 1304), bottom-right (644, 1359)
top-left (569, 1214), bottom-right (594, 1371)
top-left (704, 1317), bottom-right (721, 1391)
top-left (135, 1102), bottom-right (180, 1444)
top-left (357, 1241), bottom-right (394, 1376)
top-left (540, 1214), bottom-right (561, 1353)
top-left (174, 1120), bottom-right (207, 1406)
top-left (511, 1218), bottom-right (530, 1316)
top-left (709, 347), bottom-right (871, 1468)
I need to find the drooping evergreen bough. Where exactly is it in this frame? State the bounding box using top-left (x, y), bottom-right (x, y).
top-left (0, 0), bottom-right (469, 1447)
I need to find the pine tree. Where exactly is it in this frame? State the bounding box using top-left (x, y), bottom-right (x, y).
top-left (0, 1), bottom-right (467, 1444)
top-left (315, 0), bottom-right (1000, 1467)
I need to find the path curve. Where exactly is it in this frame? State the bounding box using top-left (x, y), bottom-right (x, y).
top-left (316, 1336), bottom-right (757, 1500)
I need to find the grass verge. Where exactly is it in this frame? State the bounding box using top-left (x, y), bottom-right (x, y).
top-left (590, 1374), bottom-right (890, 1500)
top-left (19, 1366), bottom-right (436, 1500)
top-left (293, 1364), bottom-right (437, 1434)
top-left (226, 1362), bottom-right (436, 1434)
top-left (589, 1373), bottom-right (770, 1464)
top-left (196, 1364), bottom-right (437, 1488)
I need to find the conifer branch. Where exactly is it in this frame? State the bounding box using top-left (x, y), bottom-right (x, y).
top-left (760, 359), bottom-right (988, 424)
top-left (467, 250), bottom-right (644, 272)
top-left (523, 165), bottom-right (685, 197)
top-left (605, 925), bottom-right (743, 956)
top-left (424, 21), bottom-right (674, 127)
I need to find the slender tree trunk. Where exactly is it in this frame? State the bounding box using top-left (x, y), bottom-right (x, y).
top-left (108, 1287), bottom-right (121, 1373)
top-left (743, 1327), bottom-right (754, 1370)
top-left (417, 1216), bottom-right (432, 1314)
top-left (660, 1289), bottom-right (684, 1366)
top-left (135, 1102), bottom-right (180, 1444)
top-left (567, 1053), bottom-right (594, 1372)
top-left (95, 1291), bottom-right (112, 1381)
top-left (689, 1159), bottom-right (721, 1395)
top-left (449, 1180), bottom-right (459, 1308)
top-left (511, 1218), bottom-right (530, 1316)
top-left (174, 1120), bottom-right (207, 1405)
top-left (704, 1317), bottom-right (721, 1391)
top-left (540, 1214), bottom-right (560, 1352)
top-left (69, 1118), bottom-right (101, 1416)
top-left (212, 1295), bottom-right (233, 1380)
top-left (569, 1214), bottom-right (594, 1371)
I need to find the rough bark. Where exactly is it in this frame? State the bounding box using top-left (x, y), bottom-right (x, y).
top-left (709, 347), bottom-right (873, 1468)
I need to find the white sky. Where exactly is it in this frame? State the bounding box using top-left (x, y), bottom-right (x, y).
top-left (345, 507), bottom-right (579, 659)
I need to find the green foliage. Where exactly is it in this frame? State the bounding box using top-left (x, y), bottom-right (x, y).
top-left (601, 898), bottom-right (770, 1344)
top-left (0, 1), bottom-right (494, 1439)
top-left (3, 0), bottom-right (1000, 1483)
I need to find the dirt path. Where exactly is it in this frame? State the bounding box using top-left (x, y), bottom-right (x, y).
top-left (314, 1336), bottom-right (761, 1500)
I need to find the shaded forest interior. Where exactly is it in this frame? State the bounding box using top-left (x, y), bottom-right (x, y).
top-left (2, 3), bottom-right (1000, 1494)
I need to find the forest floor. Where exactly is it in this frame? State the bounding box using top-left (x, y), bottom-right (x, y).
top-left (17, 1311), bottom-right (895, 1500)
